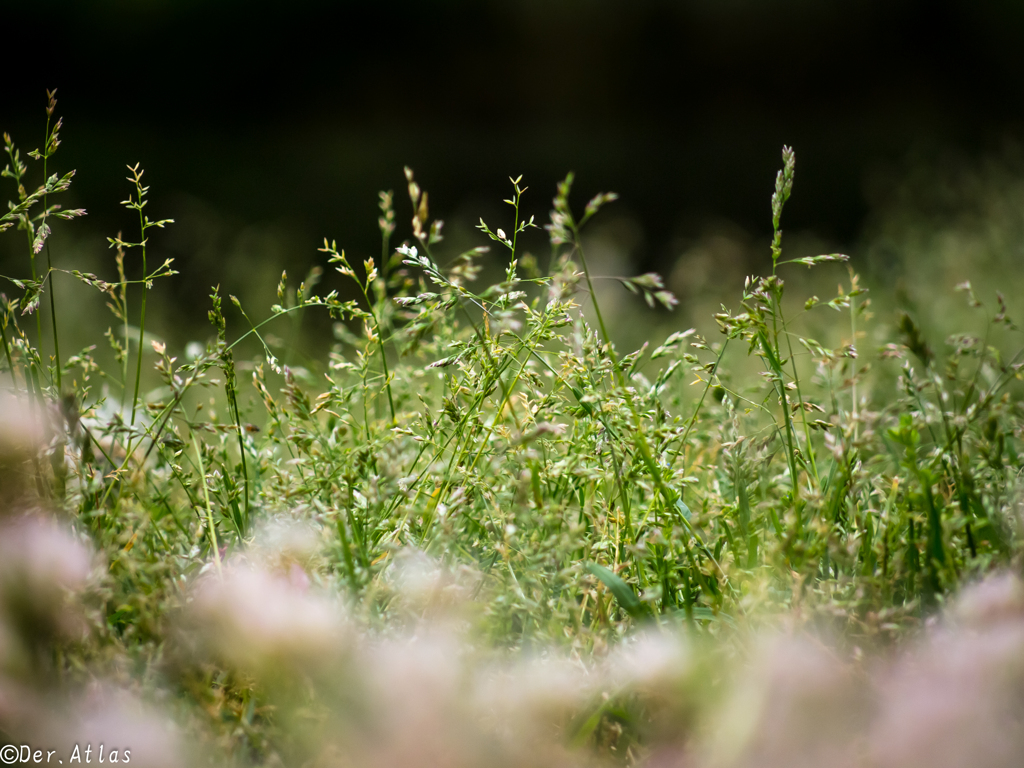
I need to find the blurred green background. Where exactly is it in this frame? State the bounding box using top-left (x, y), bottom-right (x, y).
top-left (2, 0), bottom-right (1024, 361)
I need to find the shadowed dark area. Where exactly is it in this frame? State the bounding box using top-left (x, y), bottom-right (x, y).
top-left (2, 0), bottom-right (1024, 329)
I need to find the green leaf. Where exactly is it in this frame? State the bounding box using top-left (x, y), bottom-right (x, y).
top-left (586, 562), bottom-right (646, 619)
top-left (569, 697), bottom-right (611, 749)
top-left (675, 499), bottom-right (693, 520)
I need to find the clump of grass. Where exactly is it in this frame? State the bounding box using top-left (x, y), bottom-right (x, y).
top-left (2, 93), bottom-right (1024, 765)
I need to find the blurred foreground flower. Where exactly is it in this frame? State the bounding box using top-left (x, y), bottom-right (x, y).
top-left (0, 394), bottom-right (43, 512)
top-left (33, 688), bottom-right (185, 768)
top-left (162, 556), bottom-right (1024, 766)
top-left (185, 561), bottom-right (348, 675)
top-left (869, 573), bottom-right (1024, 768)
top-left (0, 515), bottom-right (92, 665)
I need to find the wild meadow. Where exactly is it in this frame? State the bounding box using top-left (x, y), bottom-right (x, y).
top-left (3, 93), bottom-right (1024, 767)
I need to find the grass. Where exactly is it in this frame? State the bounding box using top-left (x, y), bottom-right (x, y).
top-left (3, 92), bottom-right (1024, 766)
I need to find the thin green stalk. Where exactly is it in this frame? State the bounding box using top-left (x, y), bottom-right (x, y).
top-left (766, 297), bottom-right (801, 499)
top-left (24, 228), bottom-right (45, 386)
top-left (0, 304), bottom-right (17, 390)
top-left (119, 253), bottom-right (130, 412)
top-left (130, 204), bottom-right (147, 425)
top-left (766, 146), bottom-right (801, 499)
top-left (783, 328), bottom-right (821, 486)
top-left (192, 431), bottom-right (223, 577)
top-left (849, 282), bottom-right (858, 441)
top-left (321, 242), bottom-right (396, 423)
top-left (330, 494), bottom-right (359, 594)
top-left (421, 320), bottom-right (524, 522)
top-left (666, 338), bottom-right (729, 471)
top-left (228, 386), bottom-right (251, 526)
top-left (409, 283), bottom-right (529, 525)
top-left (211, 290), bottom-right (251, 529)
top-left (385, 327), bottom-right (526, 526)
top-left (461, 319), bottom-right (546, 480)
top-left (44, 247), bottom-right (60, 390)
top-left (363, 291), bottom-right (396, 423)
top-left (41, 105), bottom-right (61, 391)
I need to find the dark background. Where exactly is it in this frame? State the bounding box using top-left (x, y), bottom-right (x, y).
top-left (3, 0), bottom-right (1024, 337)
